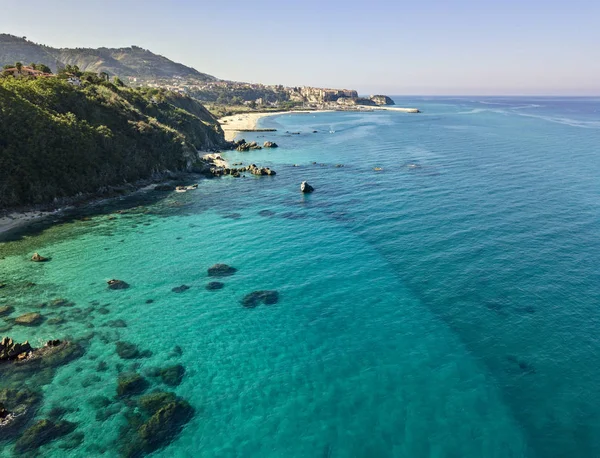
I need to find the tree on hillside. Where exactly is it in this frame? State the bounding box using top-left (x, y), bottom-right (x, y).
top-left (15, 62), bottom-right (22, 73)
top-left (113, 76), bottom-right (125, 87)
top-left (99, 71), bottom-right (109, 82)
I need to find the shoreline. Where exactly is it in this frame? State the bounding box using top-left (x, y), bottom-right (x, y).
top-left (0, 153), bottom-right (227, 240)
top-left (218, 106), bottom-right (419, 141)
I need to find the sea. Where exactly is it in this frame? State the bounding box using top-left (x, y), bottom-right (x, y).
top-left (1, 97), bottom-right (600, 457)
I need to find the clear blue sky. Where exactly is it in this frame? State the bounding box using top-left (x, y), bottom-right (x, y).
top-left (1, 0), bottom-right (599, 95)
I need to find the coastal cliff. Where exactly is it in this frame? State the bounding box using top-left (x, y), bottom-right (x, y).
top-left (0, 77), bottom-right (228, 208)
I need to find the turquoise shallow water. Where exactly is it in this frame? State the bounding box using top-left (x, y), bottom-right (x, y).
top-left (1, 97), bottom-right (600, 457)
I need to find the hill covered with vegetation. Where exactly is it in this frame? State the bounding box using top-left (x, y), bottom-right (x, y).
top-left (0, 34), bottom-right (217, 81)
top-left (0, 75), bottom-right (227, 208)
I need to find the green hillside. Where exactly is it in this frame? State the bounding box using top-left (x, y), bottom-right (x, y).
top-left (0, 76), bottom-right (227, 208)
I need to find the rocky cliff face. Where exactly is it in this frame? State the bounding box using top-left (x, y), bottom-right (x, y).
top-left (369, 95), bottom-right (395, 105)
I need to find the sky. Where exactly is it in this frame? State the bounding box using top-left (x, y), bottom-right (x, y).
top-left (1, 0), bottom-right (599, 95)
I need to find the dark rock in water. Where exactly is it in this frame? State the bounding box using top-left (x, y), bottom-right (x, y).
top-left (47, 405), bottom-right (73, 421)
top-left (46, 339), bottom-right (61, 347)
top-left (300, 181), bottom-right (314, 193)
top-left (88, 395), bottom-right (111, 410)
top-left (170, 346), bottom-right (183, 357)
top-left (145, 299), bottom-right (154, 304)
top-left (15, 312), bottom-right (43, 326)
top-left (0, 388), bottom-right (42, 437)
top-left (263, 141), bottom-right (278, 148)
top-left (258, 209), bottom-right (275, 217)
top-left (108, 279), bottom-right (129, 290)
top-left (506, 355), bottom-right (536, 374)
top-left (159, 364), bottom-right (185, 387)
top-left (117, 373), bottom-right (149, 397)
top-left (14, 419), bottom-right (77, 453)
top-left (58, 431), bottom-right (85, 450)
top-left (95, 403), bottom-right (122, 422)
top-left (138, 392), bottom-right (177, 416)
top-left (97, 307), bottom-right (110, 315)
top-left (0, 402), bottom-right (9, 419)
top-left (0, 305), bottom-right (14, 316)
top-left (241, 290), bottom-right (279, 308)
top-left (222, 213), bottom-right (242, 220)
top-left (137, 400), bottom-right (194, 455)
top-left (81, 374), bottom-right (102, 388)
top-left (0, 337), bottom-right (32, 361)
top-left (49, 298), bottom-right (74, 308)
top-left (31, 252), bottom-right (49, 262)
top-left (208, 264), bottom-right (237, 277)
top-left (206, 281), bottom-right (224, 291)
top-left (171, 285), bottom-right (190, 293)
top-left (116, 341), bottom-right (141, 360)
top-left (96, 361), bottom-right (109, 372)
top-left (48, 317), bottom-right (66, 326)
top-left (106, 319), bottom-right (127, 328)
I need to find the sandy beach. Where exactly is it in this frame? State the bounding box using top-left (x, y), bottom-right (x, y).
top-left (219, 107), bottom-right (419, 141)
top-left (219, 111), bottom-right (317, 141)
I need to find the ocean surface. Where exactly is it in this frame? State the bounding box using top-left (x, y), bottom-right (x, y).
top-left (1, 97), bottom-right (600, 457)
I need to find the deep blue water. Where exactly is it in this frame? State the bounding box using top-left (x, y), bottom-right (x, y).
top-left (1, 97), bottom-right (600, 457)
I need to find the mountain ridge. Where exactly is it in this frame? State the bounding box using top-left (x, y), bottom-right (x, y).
top-left (0, 34), bottom-right (217, 81)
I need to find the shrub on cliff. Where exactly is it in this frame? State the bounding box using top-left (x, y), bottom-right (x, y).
top-left (0, 77), bottom-right (227, 208)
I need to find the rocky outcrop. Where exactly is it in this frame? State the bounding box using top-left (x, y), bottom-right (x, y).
top-left (31, 253), bottom-right (48, 262)
top-left (263, 141), bottom-right (278, 148)
top-left (369, 95), bottom-right (395, 105)
top-left (301, 181), bottom-right (314, 193)
top-left (0, 337), bottom-right (32, 361)
top-left (235, 140), bottom-right (262, 151)
top-left (208, 264), bottom-right (237, 277)
top-left (107, 279), bottom-right (129, 290)
top-left (248, 164), bottom-right (276, 176)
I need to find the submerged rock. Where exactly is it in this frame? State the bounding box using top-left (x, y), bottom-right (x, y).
top-left (120, 392), bottom-right (194, 458)
top-left (206, 281), bottom-right (224, 291)
top-left (14, 312), bottom-right (43, 326)
top-left (159, 364), bottom-right (185, 387)
top-left (300, 181), bottom-right (314, 193)
top-left (117, 373), bottom-right (149, 397)
top-left (107, 279), bottom-right (129, 290)
top-left (171, 285), bottom-right (190, 293)
top-left (0, 388), bottom-right (42, 441)
top-left (0, 306), bottom-right (14, 316)
top-left (31, 253), bottom-right (49, 262)
top-left (207, 264), bottom-right (237, 277)
top-left (258, 209), bottom-right (275, 217)
top-left (138, 392), bottom-right (177, 416)
top-left (14, 419), bottom-right (77, 453)
top-left (116, 341), bottom-right (140, 360)
top-left (137, 400), bottom-right (194, 454)
top-left (241, 290), bottom-right (279, 308)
